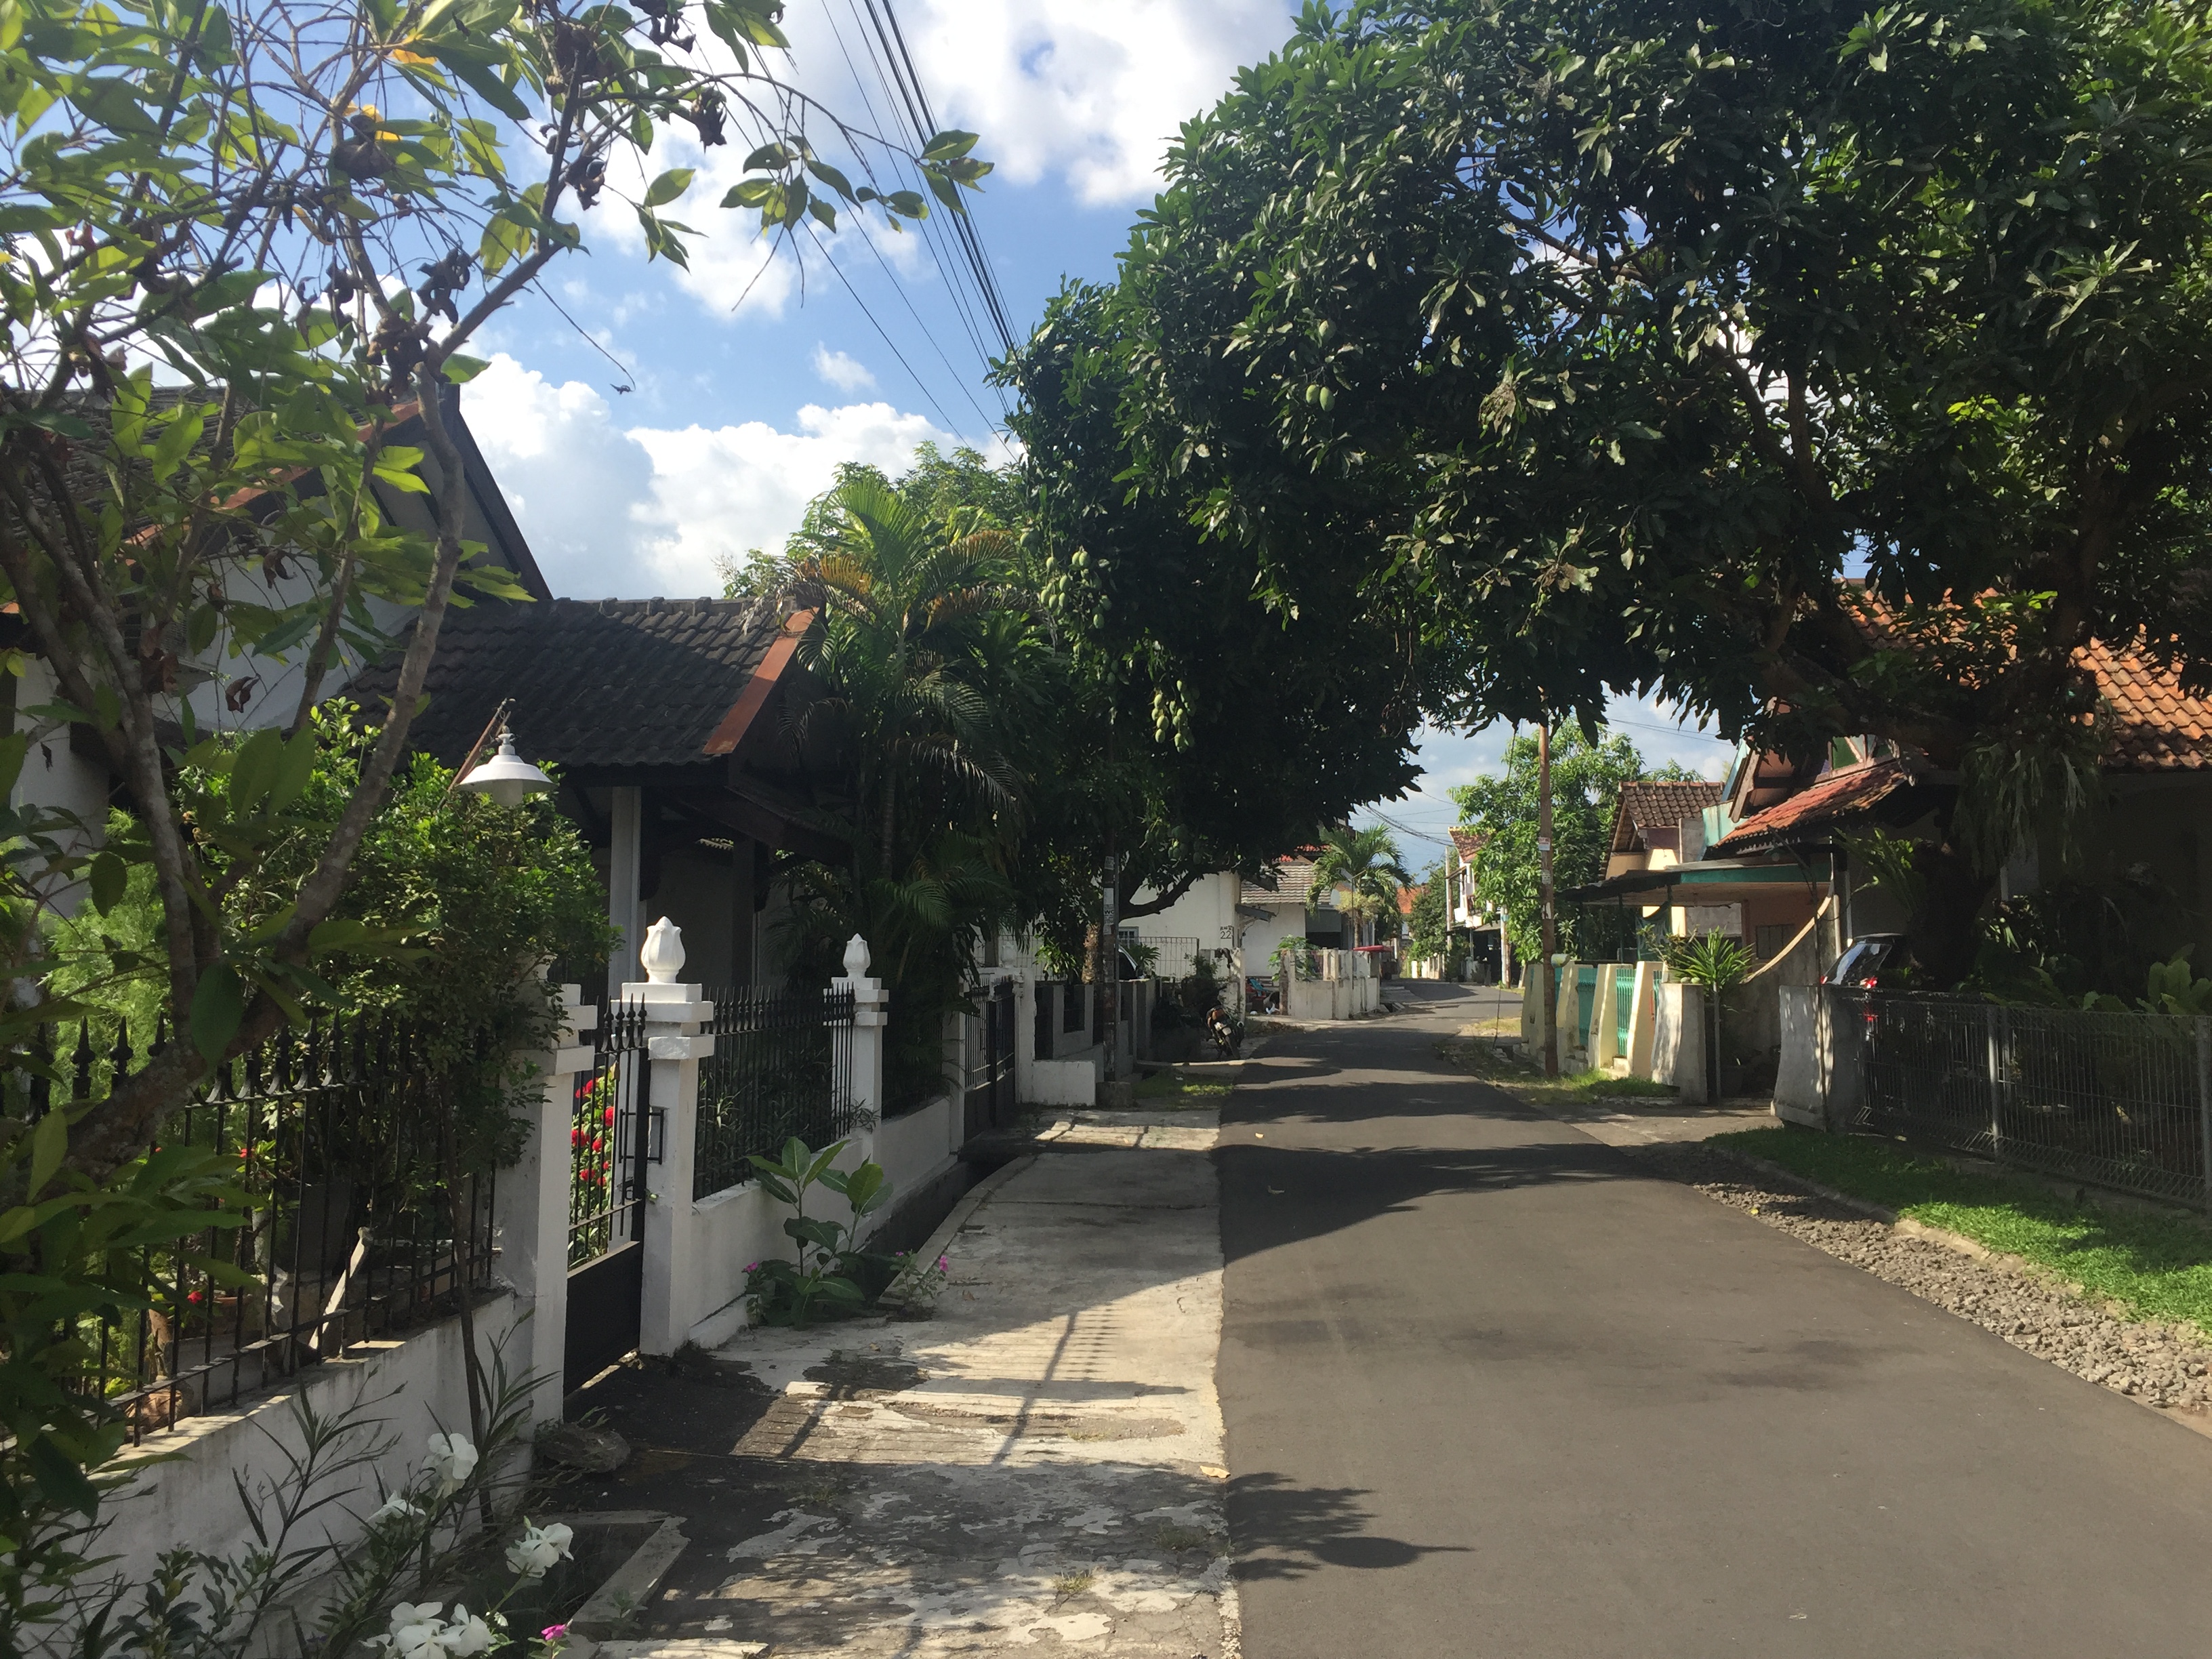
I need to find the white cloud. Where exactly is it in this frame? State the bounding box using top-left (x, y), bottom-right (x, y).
top-left (853, 1), bottom-right (1298, 205)
top-left (459, 356), bottom-right (657, 600)
top-left (462, 354), bottom-right (954, 598)
top-left (813, 344), bottom-right (876, 390)
top-left (629, 402), bottom-right (954, 591)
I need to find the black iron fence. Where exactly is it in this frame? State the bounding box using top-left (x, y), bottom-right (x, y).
top-left (1033, 982), bottom-right (1057, 1063)
top-left (567, 998), bottom-right (651, 1267)
top-left (1840, 989), bottom-right (2212, 1206)
top-left (964, 981), bottom-right (1015, 1140)
top-left (693, 985), bottom-right (859, 1200)
top-left (7, 1012), bottom-right (495, 1441)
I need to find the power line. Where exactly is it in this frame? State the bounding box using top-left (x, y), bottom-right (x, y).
top-left (874, 0), bottom-right (1016, 353)
top-left (826, 0), bottom-right (1010, 424)
top-left (800, 222), bottom-right (964, 436)
top-left (860, 0), bottom-right (1016, 357)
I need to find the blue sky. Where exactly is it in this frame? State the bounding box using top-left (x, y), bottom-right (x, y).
top-left (459, 0), bottom-right (1727, 833)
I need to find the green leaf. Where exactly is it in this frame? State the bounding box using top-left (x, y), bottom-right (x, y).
top-left (805, 159), bottom-right (855, 200)
top-left (87, 850), bottom-right (125, 917)
top-left (0, 733), bottom-right (26, 801)
top-left (26, 1435), bottom-right (100, 1516)
top-left (228, 725), bottom-right (283, 813)
top-left (920, 129), bottom-right (979, 163)
top-left (190, 963), bottom-right (244, 1066)
top-left (265, 729), bottom-right (318, 813)
top-left (720, 178), bottom-right (773, 209)
top-left (423, 41), bottom-right (532, 120)
top-left (27, 1105), bottom-right (67, 1200)
top-left (643, 167), bottom-right (695, 207)
top-left (442, 354), bottom-right (490, 383)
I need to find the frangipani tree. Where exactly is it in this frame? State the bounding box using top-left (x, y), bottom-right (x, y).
top-left (0, 0), bottom-right (990, 1621)
top-left (0, 0), bottom-right (989, 1175)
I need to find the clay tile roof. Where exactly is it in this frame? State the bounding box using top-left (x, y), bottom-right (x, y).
top-left (346, 596), bottom-right (811, 770)
top-left (1847, 589), bottom-right (2212, 774)
top-left (2078, 638), bottom-right (2212, 773)
top-left (1258, 857), bottom-right (1317, 903)
top-left (1615, 779), bottom-right (1724, 836)
top-left (1448, 827), bottom-right (1484, 861)
top-left (1710, 758), bottom-right (1919, 856)
top-left (1397, 885), bottom-right (1422, 916)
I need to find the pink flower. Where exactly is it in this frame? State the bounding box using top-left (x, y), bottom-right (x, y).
top-left (541, 1624), bottom-right (569, 1641)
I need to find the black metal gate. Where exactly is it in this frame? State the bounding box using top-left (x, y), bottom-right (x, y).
top-left (565, 1000), bottom-right (651, 1391)
top-left (966, 980), bottom-right (1016, 1140)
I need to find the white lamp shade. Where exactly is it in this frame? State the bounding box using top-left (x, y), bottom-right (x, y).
top-left (457, 729), bottom-right (553, 807)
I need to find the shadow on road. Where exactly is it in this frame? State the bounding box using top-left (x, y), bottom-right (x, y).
top-left (1228, 1471), bottom-right (1471, 1580)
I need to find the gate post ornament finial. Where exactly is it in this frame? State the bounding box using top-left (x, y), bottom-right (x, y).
top-left (640, 917), bottom-right (687, 984)
top-left (843, 934), bottom-right (872, 982)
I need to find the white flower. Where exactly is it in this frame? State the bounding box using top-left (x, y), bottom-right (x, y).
top-left (423, 1432), bottom-right (478, 1490)
top-left (442, 1607), bottom-right (496, 1656)
top-left (368, 1494), bottom-right (424, 1528)
top-left (506, 1520), bottom-right (575, 1578)
top-left (382, 1603), bottom-right (447, 1659)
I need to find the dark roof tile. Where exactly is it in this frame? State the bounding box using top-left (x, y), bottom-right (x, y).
top-left (346, 596), bottom-right (804, 770)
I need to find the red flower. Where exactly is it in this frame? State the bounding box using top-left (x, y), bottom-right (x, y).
top-left (592, 1136), bottom-right (604, 1153)
top-left (602, 1105), bottom-right (614, 1127)
top-left (571, 1128), bottom-right (583, 1147)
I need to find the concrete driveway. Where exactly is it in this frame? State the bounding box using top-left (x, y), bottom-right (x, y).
top-left (1219, 982), bottom-right (2212, 1657)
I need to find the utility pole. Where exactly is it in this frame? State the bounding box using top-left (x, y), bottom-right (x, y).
top-left (1538, 720), bottom-right (1559, 1078)
top-left (1102, 846), bottom-right (1120, 1085)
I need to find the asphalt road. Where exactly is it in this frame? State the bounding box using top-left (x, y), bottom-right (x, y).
top-left (1218, 981), bottom-right (2212, 1657)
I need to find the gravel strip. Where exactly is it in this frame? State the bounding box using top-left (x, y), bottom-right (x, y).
top-left (1631, 1141), bottom-right (2212, 1414)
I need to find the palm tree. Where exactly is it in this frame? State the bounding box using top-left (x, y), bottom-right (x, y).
top-left (797, 472), bottom-right (1034, 870)
top-left (784, 472), bottom-right (1056, 1107)
top-left (1308, 825), bottom-right (1411, 947)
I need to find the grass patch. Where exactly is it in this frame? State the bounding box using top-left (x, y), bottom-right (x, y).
top-left (1437, 1038), bottom-right (1677, 1106)
top-left (1717, 1124), bottom-right (2212, 1336)
top-left (1133, 1069), bottom-right (1231, 1105)
top-left (1053, 1571), bottom-right (1094, 1597)
top-left (1568, 1070), bottom-right (1677, 1099)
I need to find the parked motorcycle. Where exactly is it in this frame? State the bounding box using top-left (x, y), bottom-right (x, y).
top-left (1205, 1005), bottom-right (1242, 1059)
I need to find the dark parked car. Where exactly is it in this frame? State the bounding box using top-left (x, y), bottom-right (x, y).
top-left (1825, 933), bottom-right (1903, 987)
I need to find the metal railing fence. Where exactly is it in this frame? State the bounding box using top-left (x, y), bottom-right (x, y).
top-left (964, 981), bottom-right (1016, 1139)
top-left (5, 1011), bottom-right (495, 1441)
top-left (568, 998), bottom-right (649, 1267)
top-left (1126, 936), bottom-right (1203, 979)
top-left (1033, 981), bottom-right (1056, 1061)
top-left (693, 985), bottom-right (859, 1199)
top-left (1841, 989), bottom-right (2212, 1206)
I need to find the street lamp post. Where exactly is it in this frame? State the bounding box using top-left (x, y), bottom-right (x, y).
top-left (1538, 720), bottom-right (1559, 1079)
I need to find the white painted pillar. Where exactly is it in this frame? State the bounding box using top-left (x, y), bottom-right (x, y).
top-left (493, 982), bottom-right (595, 1425)
top-left (607, 787), bottom-right (644, 1001)
top-left (1590, 966), bottom-right (1620, 1071)
top-left (628, 918), bottom-right (712, 1357)
top-left (1626, 961), bottom-right (1660, 1077)
top-left (835, 934), bottom-right (888, 1164)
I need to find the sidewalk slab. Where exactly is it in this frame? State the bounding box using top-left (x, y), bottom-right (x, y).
top-left (571, 1126), bottom-right (1235, 1658)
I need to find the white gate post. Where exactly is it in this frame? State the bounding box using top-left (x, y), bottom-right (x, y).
top-left (494, 982), bottom-right (594, 1425)
top-left (628, 918), bottom-right (713, 1357)
top-left (836, 935), bottom-right (888, 1161)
